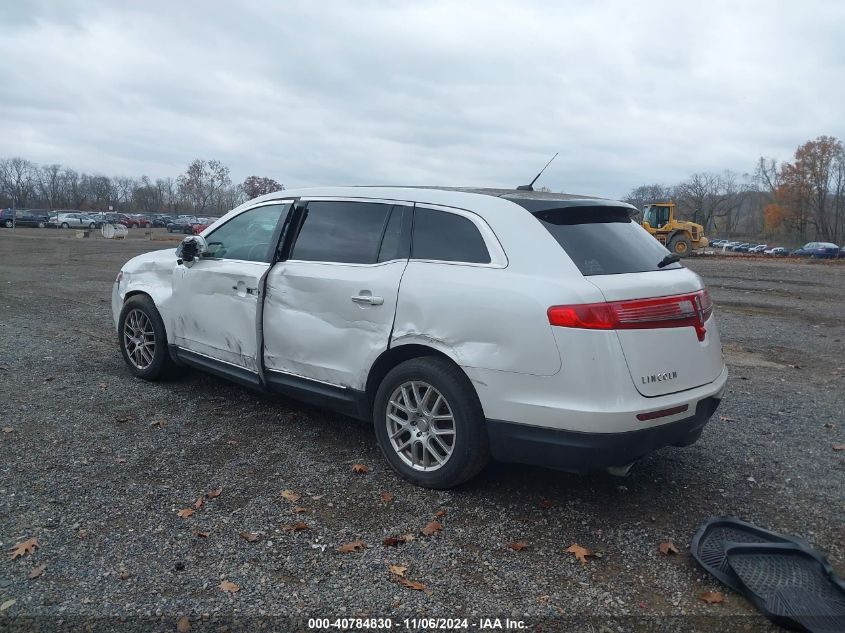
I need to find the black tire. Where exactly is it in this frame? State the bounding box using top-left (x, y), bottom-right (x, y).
top-left (669, 235), bottom-right (692, 257)
top-left (61, 222), bottom-right (69, 229)
top-left (373, 357), bottom-right (489, 489)
top-left (88, 222), bottom-right (96, 229)
top-left (3, 220), bottom-right (12, 228)
top-left (118, 295), bottom-right (175, 381)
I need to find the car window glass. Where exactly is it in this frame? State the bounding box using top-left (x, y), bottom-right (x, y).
top-left (377, 205), bottom-right (410, 262)
top-left (411, 208), bottom-right (491, 264)
top-left (291, 200), bottom-right (392, 264)
top-left (204, 204), bottom-right (287, 263)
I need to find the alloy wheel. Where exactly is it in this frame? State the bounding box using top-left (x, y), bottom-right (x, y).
top-left (386, 381), bottom-right (456, 471)
top-left (123, 308), bottom-right (156, 370)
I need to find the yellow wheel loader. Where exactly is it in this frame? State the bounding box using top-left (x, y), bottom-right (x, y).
top-left (640, 202), bottom-right (708, 257)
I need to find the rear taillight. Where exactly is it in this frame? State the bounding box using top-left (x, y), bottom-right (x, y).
top-left (548, 289), bottom-right (713, 341)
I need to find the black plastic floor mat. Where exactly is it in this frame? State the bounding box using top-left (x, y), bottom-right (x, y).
top-left (725, 543), bottom-right (845, 633)
top-left (691, 517), bottom-right (845, 633)
top-left (691, 516), bottom-right (811, 592)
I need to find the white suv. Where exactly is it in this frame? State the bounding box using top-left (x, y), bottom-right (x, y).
top-left (112, 187), bottom-right (727, 488)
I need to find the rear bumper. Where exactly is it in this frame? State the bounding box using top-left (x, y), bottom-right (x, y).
top-left (486, 396), bottom-right (721, 473)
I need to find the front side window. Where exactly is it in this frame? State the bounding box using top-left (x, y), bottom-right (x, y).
top-left (411, 208), bottom-right (491, 264)
top-left (290, 200), bottom-right (393, 264)
top-left (204, 203), bottom-right (287, 263)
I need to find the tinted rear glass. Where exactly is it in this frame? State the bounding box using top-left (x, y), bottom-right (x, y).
top-left (412, 208), bottom-right (490, 264)
top-left (533, 206), bottom-right (681, 275)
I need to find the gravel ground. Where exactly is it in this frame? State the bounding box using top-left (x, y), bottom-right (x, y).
top-left (1, 230), bottom-right (843, 632)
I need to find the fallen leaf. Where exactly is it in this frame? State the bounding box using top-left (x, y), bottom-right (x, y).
top-left (193, 496), bottom-right (204, 510)
top-left (28, 564), bottom-right (46, 579)
top-left (823, 422), bottom-right (834, 429)
top-left (205, 487), bottom-right (223, 499)
top-left (115, 457), bottom-right (126, 464)
top-left (280, 489), bottom-right (301, 502)
top-left (421, 521), bottom-right (443, 536)
top-left (119, 568), bottom-right (131, 580)
top-left (566, 543), bottom-right (593, 565)
top-left (352, 463), bottom-right (370, 474)
top-left (149, 419), bottom-right (166, 428)
top-left (177, 508), bottom-right (194, 519)
top-left (192, 529), bottom-right (210, 538)
top-left (239, 532), bottom-right (259, 543)
top-left (281, 522), bottom-right (309, 532)
top-left (398, 578), bottom-right (426, 591)
top-left (292, 506), bottom-right (310, 513)
top-left (507, 541), bottom-right (530, 551)
top-left (380, 492), bottom-right (395, 503)
top-left (383, 534), bottom-right (415, 547)
top-left (98, 382), bottom-right (108, 390)
top-left (700, 591), bottom-right (725, 604)
top-left (219, 580), bottom-right (240, 593)
top-left (2, 427), bottom-right (13, 434)
top-left (8, 537), bottom-right (38, 560)
top-left (658, 541), bottom-right (679, 555)
top-left (309, 494), bottom-right (325, 500)
top-left (337, 540), bottom-right (367, 553)
top-left (226, 438), bottom-right (238, 446)
top-left (0, 599), bottom-right (16, 612)
top-left (538, 595), bottom-right (550, 605)
top-left (114, 413), bottom-right (135, 423)
top-left (176, 615), bottom-right (192, 632)
top-left (719, 415), bottom-right (735, 422)
top-left (833, 444), bottom-right (845, 451)
top-left (434, 510), bottom-right (447, 518)
top-left (388, 564), bottom-right (408, 577)
top-left (539, 499), bottom-right (553, 509)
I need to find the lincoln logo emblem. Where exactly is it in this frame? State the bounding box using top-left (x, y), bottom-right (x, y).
top-left (642, 371), bottom-right (678, 384)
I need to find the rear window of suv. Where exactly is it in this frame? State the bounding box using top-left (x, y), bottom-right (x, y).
top-left (532, 206), bottom-right (681, 275)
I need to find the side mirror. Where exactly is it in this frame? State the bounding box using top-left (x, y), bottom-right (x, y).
top-left (176, 235), bottom-right (208, 267)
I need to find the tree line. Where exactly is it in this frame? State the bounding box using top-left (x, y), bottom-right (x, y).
top-left (0, 157), bottom-right (283, 216)
top-left (624, 135), bottom-right (845, 245)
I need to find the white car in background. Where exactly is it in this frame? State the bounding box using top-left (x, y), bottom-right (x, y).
top-left (112, 187), bottom-right (727, 488)
top-left (52, 212), bottom-right (98, 229)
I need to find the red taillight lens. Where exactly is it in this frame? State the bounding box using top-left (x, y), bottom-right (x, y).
top-left (548, 289), bottom-right (712, 341)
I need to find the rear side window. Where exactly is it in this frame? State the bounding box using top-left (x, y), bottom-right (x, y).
top-left (412, 208), bottom-right (490, 264)
top-left (533, 206), bottom-right (680, 275)
top-left (291, 200), bottom-right (392, 264)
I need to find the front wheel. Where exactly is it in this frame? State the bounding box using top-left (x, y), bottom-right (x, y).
top-left (61, 222), bottom-right (69, 229)
top-left (3, 220), bottom-right (12, 228)
top-left (373, 357), bottom-right (489, 489)
top-left (88, 222), bottom-right (96, 229)
top-left (118, 295), bottom-right (174, 381)
top-left (669, 235), bottom-right (692, 257)
top-left (37, 221), bottom-right (45, 228)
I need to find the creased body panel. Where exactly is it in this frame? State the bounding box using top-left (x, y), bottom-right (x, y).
top-left (112, 248), bottom-right (177, 333)
top-left (392, 262), bottom-right (562, 376)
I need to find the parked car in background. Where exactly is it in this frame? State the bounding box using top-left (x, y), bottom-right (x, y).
top-left (763, 246), bottom-right (790, 256)
top-left (51, 212), bottom-right (99, 229)
top-left (1, 209), bottom-right (49, 228)
top-left (167, 216), bottom-right (200, 234)
top-left (792, 242), bottom-right (840, 259)
top-left (151, 214), bottom-right (173, 228)
top-left (749, 244), bottom-right (768, 254)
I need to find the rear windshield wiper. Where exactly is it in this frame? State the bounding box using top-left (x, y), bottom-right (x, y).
top-left (657, 253), bottom-right (681, 268)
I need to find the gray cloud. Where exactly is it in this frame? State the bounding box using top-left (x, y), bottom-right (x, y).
top-left (1, 0), bottom-right (843, 198)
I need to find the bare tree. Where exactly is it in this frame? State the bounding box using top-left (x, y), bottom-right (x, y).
top-left (177, 159), bottom-right (231, 213)
top-left (243, 175), bottom-right (284, 200)
top-left (37, 164), bottom-right (63, 210)
top-left (0, 157), bottom-right (37, 207)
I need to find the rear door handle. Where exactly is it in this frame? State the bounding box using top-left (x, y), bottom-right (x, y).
top-left (351, 294), bottom-right (384, 306)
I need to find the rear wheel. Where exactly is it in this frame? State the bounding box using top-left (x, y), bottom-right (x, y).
top-left (373, 357), bottom-right (489, 489)
top-left (118, 295), bottom-right (174, 381)
top-left (61, 222), bottom-right (69, 229)
top-left (37, 221), bottom-right (45, 228)
top-left (3, 220), bottom-right (11, 228)
top-left (669, 235), bottom-right (692, 257)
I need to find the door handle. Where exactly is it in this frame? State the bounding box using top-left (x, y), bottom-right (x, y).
top-left (351, 294), bottom-right (384, 306)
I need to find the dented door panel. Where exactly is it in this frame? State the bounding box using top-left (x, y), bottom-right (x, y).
top-left (171, 259), bottom-right (268, 370)
top-left (263, 260), bottom-right (406, 388)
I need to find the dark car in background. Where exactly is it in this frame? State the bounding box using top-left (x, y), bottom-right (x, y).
top-left (166, 215), bottom-right (200, 234)
top-left (1, 209), bottom-right (51, 228)
top-left (792, 242), bottom-right (840, 259)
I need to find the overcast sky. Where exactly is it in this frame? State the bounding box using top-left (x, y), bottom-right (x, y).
top-left (1, 1), bottom-right (843, 198)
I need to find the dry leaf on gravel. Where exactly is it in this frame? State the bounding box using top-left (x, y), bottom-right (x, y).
top-left (566, 543), bottom-right (593, 565)
top-left (192, 529), bottom-right (210, 538)
top-left (658, 541), bottom-right (679, 555)
top-left (383, 534), bottom-right (415, 547)
top-left (421, 521), bottom-right (443, 536)
top-left (833, 444), bottom-right (845, 451)
top-left (337, 540), bottom-right (367, 553)
top-left (176, 615), bottom-right (192, 632)
top-left (292, 506), bottom-right (310, 513)
top-left (699, 591), bottom-right (725, 604)
top-left (193, 496), bottom-right (204, 510)
top-left (398, 578), bottom-right (427, 591)
top-left (352, 463), bottom-right (370, 474)
top-left (280, 489), bottom-right (301, 502)
top-left (719, 415), bottom-right (735, 422)
top-left (281, 522), bottom-right (309, 532)
top-left (507, 541), bottom-right (530, 551)
top-left (226, 438), bottom-right (238, 446)
top-left (176, 508), bottom-right (194, 519)
top-left (205, 487), bottom-right (222, 499)
top-left (388, 564), bottom-right (408, 577)
top-left (380, 492), bottom-right (395, 503)
top-left (239, 532), bottom-right (259, 543)
top-left (28, 564), bottom-right (46, 579)
top-left (434, 510), bottom-right (446, 518)
top-left (115, 457), bottom-right (126, 464)
top-left (219, 580), bottom-right (240, 593)
top-left (114, 413), bottom-right (135, 423)
top-left (0, 599), bottom-right (16, 612)
top-left (8, 537), bottom-right (38, 560)
top-left (2, 427), bottom-right (13, 434)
